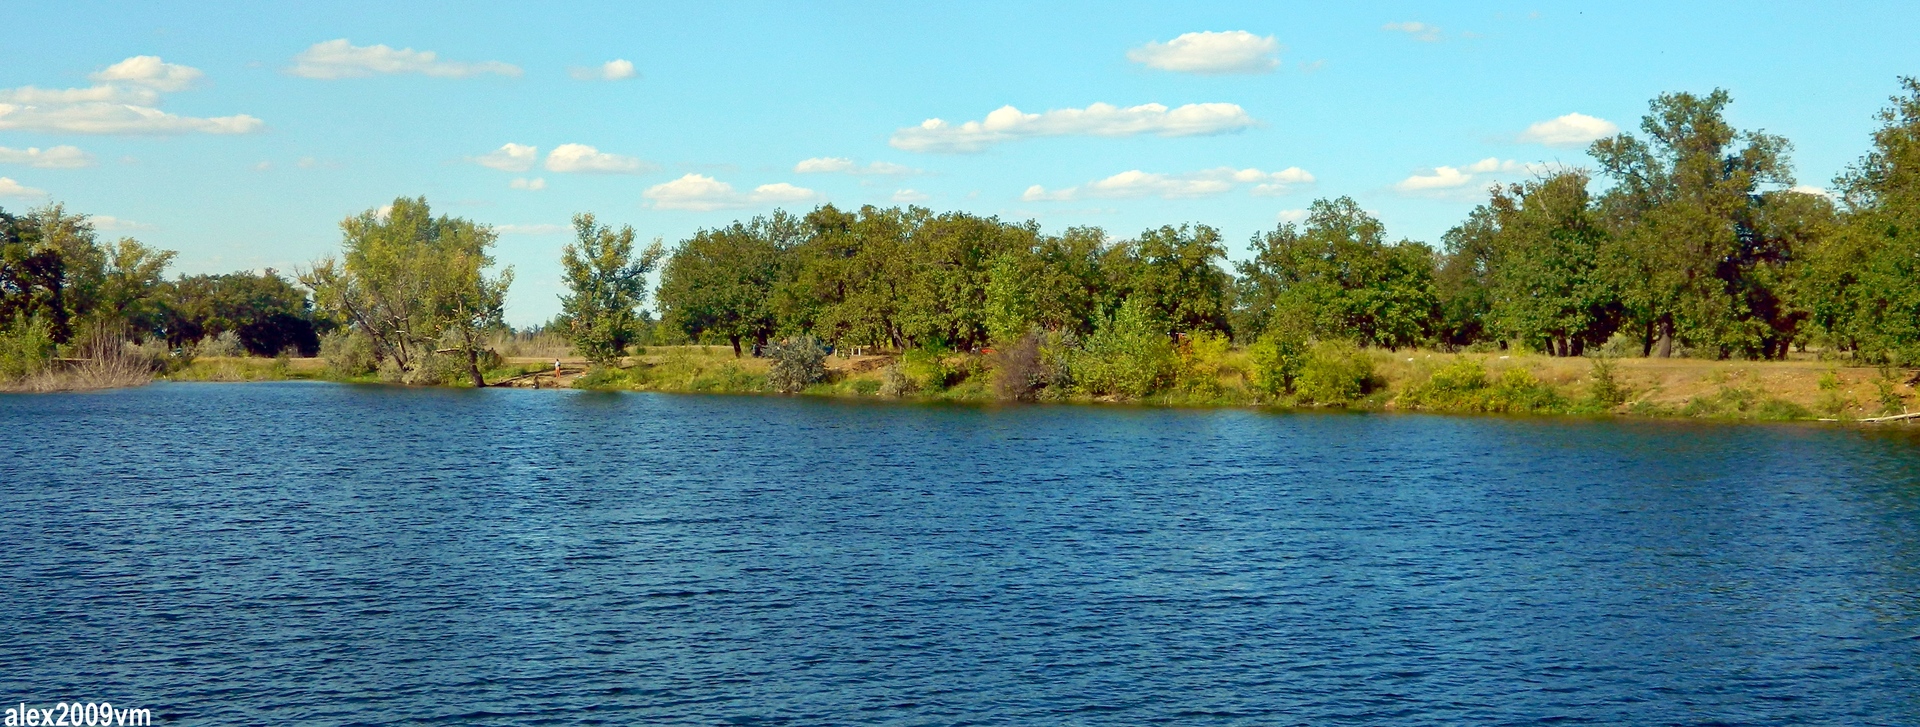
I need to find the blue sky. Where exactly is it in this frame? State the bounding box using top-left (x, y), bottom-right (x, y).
top-left (2, 1), bottom-right (1916, 325)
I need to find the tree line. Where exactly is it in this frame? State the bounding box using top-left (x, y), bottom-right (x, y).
top-left (4, 80), bottom-right (1919, 389)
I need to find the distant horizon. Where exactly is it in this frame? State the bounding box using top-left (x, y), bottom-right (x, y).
top-left (2, 1), bottom-right (1916, 325)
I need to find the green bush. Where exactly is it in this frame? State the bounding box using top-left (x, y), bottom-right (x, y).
top-left (320, 329), bottom-right (377, 377)
top-left (766, 335), bottom-right (827, 393)
top-left (0, 315), bottom-right (56, 381)
top-left (1245, 328), bottom-right (1307, 398)
top-left (879, 363), bottom-right (916, 397)
top-left (1294, 340), bottom-right (1373, 405)
top-left (1398, 357), bottom-right (1563, 413)
top-left (1683, 386), bottom-right (1811, 420)
top-left (899, 346), bottom-right (957, 392)
top-left (1067, 297), bottom-right (1176, 399)
top-left (1175, 330), bottom-right (1232, 398)
top-left (1587, 356), bottom-right (1629, 408)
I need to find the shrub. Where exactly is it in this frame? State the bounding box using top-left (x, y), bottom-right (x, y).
top-left (1683, 386), bottom-right (1811, 420)
top-left (767, 335), bottom-right (828, 393)
top-left (993, 331), bottom-right (1047, 401)
top-left (878, 364), bottom-right (916, 398)
top-left (1587, 356), bottom-right (1629, 408)
top-left (1399, 357), bottom-right (1563, 413)
top-left (320, 329), bottom-right (377, 377)
top-left (899, 346), bottom-right (957, 392)
top-left (1068, 297), bottom-right (1176, 399)
top-left (0, 315), bottom-right (56, 381)
top-left (1294, 340), bottom-right (1374, 405)
top-left (1246, 328), bottom-right (1308, 398)
top-left (1875, 366), bottom-right (1908, 416)
top-left (196, 330), bottom-right (245, 357)
top-left (1175, 330), bottom-right (1232, 398)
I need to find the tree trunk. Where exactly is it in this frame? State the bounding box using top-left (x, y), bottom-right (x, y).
top-left (1641, 321), bottom-right (1655, 358)
top-left (466, 346), bottom-right (486, 388)
top-left (1570, 338), bottom-right (1585, 357)
top-left (730, 336), bottom-right (742, 358)
top-left (1655, 318), bottom-right (1674, 358)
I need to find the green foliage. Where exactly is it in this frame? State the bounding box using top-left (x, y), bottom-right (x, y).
top-left (1682, 386), bottom-right (1812, 420)
top-left (1113, 224), bottom-right (1232, 335)
top-left (1235, 197), bottom-right (1438, 348)
top-left (301, 197), bottom-right (512, 386)
top-left (1874, 366), bottom-right (1908, 415)
top-left (983, 253), bottom-right (1037, 344)
top-left (1398, 357), bottom-right (1565, 413)
top-left (319, 329), bottom-right (377, 377)
top-left (898, 346), bottom-right (958, 391)
top-left (1294, 340), bottom-right (1375, 406)
top-left (991, 330), bottom-right (1047, 400)
top-left (560, 213), bottom-right (664, 364)
top-left (1587, 356), bottom-right (1630, 408)
top-left (766, 335), bottom-right (828, 393)
top-left (1245, 326), bottom-right (1308, 398)
top-left (1481, 172), bottom-right (1617, 355)
top-left (1175, 330), bottom-right (1232, 397)
top-left (657, 212), bottom-right (792, 356)
top-left (879, 363), bottom-right (916, 398)
top-left (1067, 297), bottom-right (1176, 398)
top-left (0, 314), bottom-right (55, 381)
top-left (196, 330), bottom-right (244, 357)
top-left (1807, 78), bottom-right (1920, 364)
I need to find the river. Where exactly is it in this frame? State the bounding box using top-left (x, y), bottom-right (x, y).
top-left (4, 382), bottom-right (1918, 724)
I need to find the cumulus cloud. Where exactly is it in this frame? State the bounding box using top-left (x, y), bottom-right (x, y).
top-left (510, 177), bottom-right (546, 190)
top-left (892, 189), bottom-right (930, 203)
top-left (1127, 31), bottom-right (1281, 74)
top-left (1022, 166), bottom-right (1313, 201)
top-left (643, 174), bottom-right (821, 210)
top-left (0, 103), bottom-right (262, 134)
top-left (1518, 113), bottom-right (1620, 146)
top-left (0, 145), bottom-right (95, 168)
top-left (569, 59), bottom-right (637, 81)
top-left (90, 56), bottom-right (204, 91)
top-left (0, 177), bottom-right (47, 198)
top-left (91, 215), bottom-right (154, 231)
top-left (891, 102), bottom-right (1257, 153)
top-left (0, 55), bottom-right (261, 135)
top-left (1396, 157), bottom-right (1546, 194)
top-left (288, 39), bottom-right (522, 79)
top-left (793, 157), bottom-right (922, 175)
top-left (1383, 21), bottom-right (1443, 41)
top-left (475, 143), bottom-right (538, 172)
top-left (544, 143), bottom-right (651, 174)
top-left (1277, 209), bottom-right (1309, 224)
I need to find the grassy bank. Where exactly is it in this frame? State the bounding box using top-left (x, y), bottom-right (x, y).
top-left (573, 345), bottom-right (1915, 423)
top-left (69, 345), bottom-right (1915, 424)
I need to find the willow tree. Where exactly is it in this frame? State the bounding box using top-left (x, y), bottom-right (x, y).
top-left (302, 196), bottom-right (512, 386)
top-left (560, 213), bottom-right (663, 364)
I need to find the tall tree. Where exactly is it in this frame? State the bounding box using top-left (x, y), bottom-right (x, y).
top-left (656, 211), bottom-right (797, 356)
top-left (1808, 77), bottom-right (1920, 363)
top-left (1235, 197), bottom-right (1438, 348)
top-left (1590, 89), bottom-right (1800, 358)
top-left (560, 213), bottom-right (664, 364)
top-left (1484, 171), bottom-right (1618, 355)
top-left (302, 196), bottom-right (512, 385)
top-left (1114, 224), bottom-right (1232, 336)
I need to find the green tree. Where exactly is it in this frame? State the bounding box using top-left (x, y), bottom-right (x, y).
top-left (1433, 206), bottom-right (1496, 348)
top-left (561, 213), bottom-right (664, 364)
top-left (1112, 224), bottom-right (1232, 335)
top-left (1590, 89), bottom-right (1801, 358)
top-left (1483, 171), bottom-right (1618, 355)
top-left (1812, 77), bottom-right (1920, 362)
top-left (1235, 197), bottom-right (1437, 348)
top-left (657, 211), bottom-right (797, 356)
top-left (302, 196), bottom-right (512, 386)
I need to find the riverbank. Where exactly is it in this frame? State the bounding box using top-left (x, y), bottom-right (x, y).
top-left (40, 346), bottom-right (1909, 424)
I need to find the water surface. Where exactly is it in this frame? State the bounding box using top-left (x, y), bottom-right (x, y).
top-left (4, 383), bottom-right (1919, 725)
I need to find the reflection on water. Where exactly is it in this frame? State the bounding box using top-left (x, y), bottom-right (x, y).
top-left (4, 382), bottom-right (1918, 724)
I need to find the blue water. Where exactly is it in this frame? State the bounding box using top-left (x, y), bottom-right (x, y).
top-left (4, 382), bottom-right (1919, 725)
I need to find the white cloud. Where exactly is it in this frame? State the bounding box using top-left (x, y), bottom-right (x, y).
top-left (1788, 185), bottom-right (1833, 199)
top-left (643, 174), bottom-right (821, 210)
top-left (1396, 157), bottom-right (1546, 195)
top-left (476, 143), bottom-right (538, 172)
top-left (91, 215), bottom-right (154, 231)
top-left (0, 177), bottom-right (47, 198)
top-left (1126, 31), bottom-right (1280, 75)
top-left (0, 103), bottom-right (262, 134)
top-left (0, 145), bottom-right (95, 168)
top-left (0, 55), bottom-right (259, 136)
top-left (496, 223), bottom-right (569, 235)
top-left (1518, 113), bottom-right (1620, 146)
top-left (892, 189), bottom-right (930, 203)
top-left (0, 85), bottom-right (158, 105)
top-left (90, 56), bottom-right (204, 91)
top-left (510, 177), bottom-right (546, 190)
top-left (1277, 209), bottom-right (1308, 224)
top-left (569, 59), bottom-right (637, 81)
top-left (794, 157), bottom-right (922, 175)
top-left (288, 39), bottom-right (522, 79)
top-left (1023, 166), bottom-right (1314, 202)
top-left (891, 102), bottom-right (1257, 153)
top-left (544, 143), bottom-right (651, 174)
top-left (1383, 21), bottom-right (1443, 42)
